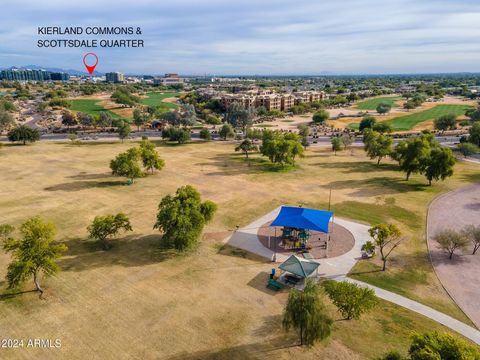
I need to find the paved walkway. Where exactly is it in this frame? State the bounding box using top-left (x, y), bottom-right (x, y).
top-left (225, 206), bottom-right (371, 278)
top-left (343, 277), bottom-right (480, 345)
top-left (226, 207), bottom-right (480, 344)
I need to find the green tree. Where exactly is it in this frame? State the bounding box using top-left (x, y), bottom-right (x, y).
top-left (87, 213), bottom-right (133, 250)
top-left (3, 217), bottom-right (67, 296)
top-left (77, 112), bottom-right (94, 128)
top-left (331, 137), bottom-right (342, 155)
top-left (111, 88), bottom-right (140, 107)
top-left (376, 102), bottom-right (392, 115)
top-left (341, 134), bottom-right (354, 150)
top-left (235, 138), bottom-right (258, 164)
top-left (61, 110), bottom-right (78, 129)
top-left (433, 229), bottom-right (468, 260)
top-left (117, 120), bottom-right (131, 142)
top-left (153, 185), bottom-right (217, 251)
top-left (424, 147), bottom-right (455, 186)
top-left (312, 109), bottom-right (330, 124)
top-left (298, 124), bottom-right (311, 149)
top-left (199, 127), bottom-right (212, 140)
top-left (361, 241), bottom-right (375, 256)
top-left (219, 123), bottom-right (235, 140)
top-left (466, 107), bottom-right (480, 122)
top-left (110, 147), bottom-right (144, 183)
top-left (0, 109), bottom-right (15, 132)
top-left (323, 280), bottom-right (378, 320)
top-left (409, 332), bottom-right (480, 360)
top-left (139, 139), bottom-right (165, 174)
top-left (256, 106), bottom-right (268, 116)
top-left (434, 114), bottom-right (457, 131)
top-left (98, 111), bottom-right (113, 128)
top-left (469, 122), bottom-right (480, 146)
top-left (359, 115), bottom-right (376, 132)
top-left (282, 279), bottom-right (333, 346)
top-left (373, 122), bottom-right (392, 134)
top-left (225, 103), bottom-right (255, 134)
top-left (457, 142), bottom-right (479, 158)
top-left (368, 223), bottom-right (402, 271)
top-left (260, 131), bottom-right (304, 166)
top-left (394, 135), bottom-right (433, 180)
top-left (163, 127), bottom-right (191, 144)
top-left (8, 125), bottom-right (40, 145)
top-left (363, 130), bottom-right (393, 165)
top-left (133, 107), bottom-right (149, 131)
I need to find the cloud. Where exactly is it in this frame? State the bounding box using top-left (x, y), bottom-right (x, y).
top-left (0, 0), bottom-right (479, 74)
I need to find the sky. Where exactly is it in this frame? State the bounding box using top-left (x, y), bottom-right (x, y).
top-left (0, 0), bottom-right (479, 75)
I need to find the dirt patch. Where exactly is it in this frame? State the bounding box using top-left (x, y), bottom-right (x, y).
top-left (427, 183), bottom-right (480, 328)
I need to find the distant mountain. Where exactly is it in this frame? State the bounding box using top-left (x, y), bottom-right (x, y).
top-left (2, 65), bottom-right (103, 76)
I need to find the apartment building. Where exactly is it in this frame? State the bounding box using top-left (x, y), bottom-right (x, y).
top-left (256, 94), bottom-right (282, 111)
top-left (281, 94), bottom-right (295, 112)
top-left (293, 91), bottom-right (325, 104)
top-left (220, 93), bottom-right (256, 109)
top-left (209, 89), bottom-right (325, 112)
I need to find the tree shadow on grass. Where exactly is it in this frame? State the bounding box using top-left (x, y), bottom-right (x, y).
top-left (165, 315), bottom-right (297, 360)
top-left (461, 172), bottom-right (480, 184)
top-left (246, 271), bottom-right (285, 296)
top-left (315, 161), bottom-right (399, 174)
top-left (321, 177), bottom-right (428, 197)
top-left (0, 289), bottom-right (37, 301)
top-left (66, 172), bottom-right (112, 180)
top-left (197, 153), bottom-right (298, 177)
top-left (54, 140), bottom-right (120, 146)
top-left (57, 234), bottom-right (178, 272)
top-left (44, 179), bottom-right (126, 192)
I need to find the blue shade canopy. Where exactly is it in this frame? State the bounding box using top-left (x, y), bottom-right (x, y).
top-left (270, 206), bottom-right (333, 233)
top-left (279, 255), bottom-right (320, 278)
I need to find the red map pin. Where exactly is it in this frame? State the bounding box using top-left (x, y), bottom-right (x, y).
top-left (83, 53), bottom-right (98, 75)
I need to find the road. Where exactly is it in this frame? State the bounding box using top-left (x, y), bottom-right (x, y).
top-left (0, 130), bottom-right (465, 147)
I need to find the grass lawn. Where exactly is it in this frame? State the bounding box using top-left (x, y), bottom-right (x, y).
top-left (384, 104), bottom-right (472, 131)
top-left (0, 142), bottom-right (478, 358)
top-left (141, 92), bottom-right (179, 111)
top-left (70, 99), bottom-right (122, 119)
top-left (356, 96), bottom-right (401, 110)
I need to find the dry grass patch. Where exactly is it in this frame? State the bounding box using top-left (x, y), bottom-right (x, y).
top-left (0, 141), bottom-right (478, 358)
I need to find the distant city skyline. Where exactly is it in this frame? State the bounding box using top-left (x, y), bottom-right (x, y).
top-left (1, 0), bottom-right (479, 75)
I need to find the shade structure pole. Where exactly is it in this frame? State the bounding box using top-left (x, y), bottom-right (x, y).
top-left (273, 227), bottom-right (277, 262)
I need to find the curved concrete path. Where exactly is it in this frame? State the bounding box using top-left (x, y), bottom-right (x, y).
top-left (225, 206), bottom-right (370, 278)
top-left (427, 183), bottom-right (480, 328)
top-left (344, 278), bottom-right (480, 345)
top-left (225, 206), bottom-right (480, 345)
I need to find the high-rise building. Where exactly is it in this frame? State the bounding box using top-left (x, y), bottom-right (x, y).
top-left (105, 72), bottom-right (125, 83)
top-left (0, 68), bottom-right (51, 81)
top-left (50, 72), bottom-right (69, 81)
